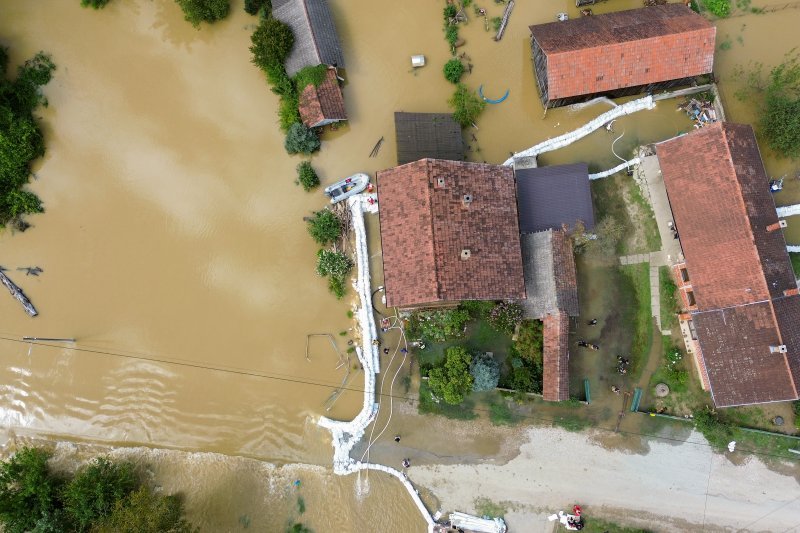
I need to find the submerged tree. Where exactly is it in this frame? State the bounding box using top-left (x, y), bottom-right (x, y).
top-left (296, 161), bottom-right (320, 191)
top-left (0, 48), bottom-right (56, 230)
top-left (96, 486), bottom-right (195, 533)
top-left (448, 83), bottom-right (485, 128)
top-left (80, 0), bottom-right (112, 8)
top-left (250, 17), bottom-right (294, 71)
top-left (63, 458), bottom-right (136, 531)
top-left (175, 0), bottom-right (230, 28)
top-left (284, 123), bottom-right (320, 155)
top-left (0, 447), bottom-right (66, 533)
top-left (305, 209), bottom-right (341, 245)
top-left (736, 51), bottom-right (800, 158)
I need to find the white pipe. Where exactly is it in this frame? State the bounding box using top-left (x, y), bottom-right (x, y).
top-left (776, 204), bottom-right (800, 218)
top-left (317, 194), bottom-right (436, 532)
top-left (589, 158), bottom-right (641, 180)
top-left (788, 245), bottom-right (800, 253)
top-left (503, 95), bottom-right (655, 166)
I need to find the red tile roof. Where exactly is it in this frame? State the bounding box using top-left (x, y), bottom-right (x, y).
top-left (298, 68), bottom-right (347, 128)
top-left (542, 311), bottom-right (570, 402)
top-left (376, 159), bottom-right (526, 308)
top-left (657, 123), bottom-right (800, 406)
top-left (530, 4), bottom-right (715, 100)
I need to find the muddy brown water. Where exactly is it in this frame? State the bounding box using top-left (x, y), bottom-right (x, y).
top-left (2, 0), bottom-right (799, 530)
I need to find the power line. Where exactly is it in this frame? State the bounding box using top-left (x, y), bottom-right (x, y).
top-left (0, 334), bottom-right (797, 462)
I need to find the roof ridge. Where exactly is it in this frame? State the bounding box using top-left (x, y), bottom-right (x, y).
top-left (423, 159), bottom-right (442, 301)
top-left (299, 0), bottom-right (322, 64)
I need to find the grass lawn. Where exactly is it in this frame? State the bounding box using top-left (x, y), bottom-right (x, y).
top-left (591, 175), bottom-right (661, 255)
top-left (658, 266), bottom-right (679, 331)
top-left (791, 252), bottom-right (800, 278)
top-left (417, 318), bottom-right (513, 374)
top-left (579, 516), bottom-right (653, 533)
top-left (618, 263), bottom-right (653, 380)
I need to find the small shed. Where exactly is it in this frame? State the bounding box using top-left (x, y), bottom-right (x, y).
top-left (516, 163), bottom-right (594, 233)
top-left (273, 0), bottom-right (345, 76)
top-left (298, 68), bottom-right (347, 128)
top-left (394, 113), bottom-right (465, 165)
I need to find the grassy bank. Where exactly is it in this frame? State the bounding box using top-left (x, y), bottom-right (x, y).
top-left (591, 175), bottom-right (661, 256)
top-left (418, 381), bottom-right (476, 420)
top-left (618, 263), bottom-right (653, 380)
top-left (790, 252), bottom-right (800, 278)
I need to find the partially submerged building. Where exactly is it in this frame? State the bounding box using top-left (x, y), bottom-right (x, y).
top-left (273, 0), bottom-right (345, 76)
top-left (515, 163), bottom-right (592, 401)
top-left (657, 123), bottom-right (800, 407)
top-left (529, 4), bottom-right (715, 108)
top-left (394, 113), bottom-right (465, 165)
top-left (298, 67), bottom-right (347, 128)
top-left (274, 0), bottom-right (347, 126)
top-left (376, 159), bottom-right (526, 309)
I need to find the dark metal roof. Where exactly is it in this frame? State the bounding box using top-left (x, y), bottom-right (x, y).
top-left (273, 0), bottom-right (345, 76)
top-left (519, 229), bottom-right (579, 319)
top-left (515, 163), bottom-right (594, 233)
top-left (394, 113), bottom-right (465, 165)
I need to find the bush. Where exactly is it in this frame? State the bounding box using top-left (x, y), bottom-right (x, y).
top-left (316, 249), bottom-right (352, 299)
top-left (244, 0), bottom-right (267, 15)
top-left (701, 0), bottom-right (731, 17)
top-left (443, 4), bottom-right (458, 18)
top-left (175, 0), bottom-right (230, 27)
top-left (459, 300), bottom-right (495, 320)
top-left (693, 408), bottom-right (734, 450)
top-left (284, 123), bottom-right (321, 155)
top-left (428, 346), bottom-right (474, 405)
top-left (293, 64), bottom-right (328, 90)
top-left (0, 50), bottom-right (55, 229)
top-left (415, 308), bottom-right (471, 342)
top-left (278, 95), bottom-right (301, 131)
top-left (81, 0), bottom-right (111, 8)
top-left (443, 58), bottom-right (465, 84)
top-left (491, 16), bottom-right (502, 31)
top-left (489, 400), bottom-right (517, 426)
top-left (296, 161), bottom-right (319, 191)
top-left (98, 486), bottom-right (193, 533)
top-left (470, 352), bottom-right (500, 391)
top-left (306, 209), bottom-right (341, 245)
top-left (0, 447), bottom-right (65, 533)
top-left (445, 25), bottom-right (459, 47)
top-left (448, 83), bottom-right (485, 128)
top-left (487, 302), bottom-right (523, 334)
top-left (64, 458), bottom-right (136, 531)
top-left (250, 17), bottom-right (294, 71)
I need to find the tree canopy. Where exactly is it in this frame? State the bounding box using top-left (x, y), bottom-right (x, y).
top-left (96, 486), bottom-right (195, 533)
top-left (0, 447), bottom-right (64, 533)
top-left (306, 209), bottom-right (341, 246)
top-left (250, 17), bottom-right (295, 71)
top-left (0, 48), bottom-right (55, 230)
top-left (63, 458), bottom-right (136, 531)
top-left (428, 346), bottom-right (474, 405)
top-left (470, 352), bottom-right (500, 392)
top-left (284, 123), bottom-right (321, 155)
top-left (736, 51), bottom-right (800, 159)
top-left (175, 0), bottom-right (230, 27)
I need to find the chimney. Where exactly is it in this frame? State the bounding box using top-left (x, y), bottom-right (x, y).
top-left (767, 220), bottom-right (788, 232)
top-left (462, 193), bottom-right (473, 206)
top-left (769, 345), bottom-right (788, 354)
top-left (784, 288), bottom-right (799, 297)
top-left (460, 249), bottom-right (471, 260)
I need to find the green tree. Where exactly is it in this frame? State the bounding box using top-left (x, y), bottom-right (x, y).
top-left (693, 408), bottom-right (734, 450)
top-left (470, 352), bottom-right (500, 392)
top-left (296, 161), bottom-right (320, 191)
top-left (429, 346), bottom-right (474, 404)
top-left (80, 0), bottom-right (111, 8)
top-left (0, 447), bottom-right (66, 533)
top-left (448, 83), bottom-right (485, 128)
top-left (250, 17), bottom-right (294, 71)
top-left (63, 458), bottom-right (136, 531)
top-left (316, 249), bottom-right (352, 299)
top-left (443, 58), bottom-right (464, 84)
top-left (0, 49), bottom-right (55, 229)
top-left (306, 209), bottom-right (341, 245)
top-left (97, 486), bottom-right (194, 533)
top-left (700, 0), bottom-right (730, 17)
top-left (284, 123), bottom-right (321, 155)
top-left (736, 56), bottom-right (800, 161)
top-left (244, 0), bottom-right (267, 16)
top-left (175, 0), bottom-right (230, 27)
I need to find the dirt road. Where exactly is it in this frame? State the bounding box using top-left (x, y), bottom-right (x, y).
top-left (410, 427), bottom-right (800, 532)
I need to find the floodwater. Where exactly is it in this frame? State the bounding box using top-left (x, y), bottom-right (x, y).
top-left (2, 0), bottom-right (799, 530)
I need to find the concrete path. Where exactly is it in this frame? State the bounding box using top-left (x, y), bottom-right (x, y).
top-left (618, 253), bottom-right (672, 336)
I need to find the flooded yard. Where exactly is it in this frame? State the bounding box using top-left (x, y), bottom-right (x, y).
top-left (2, 0), bottom-right (800, 530)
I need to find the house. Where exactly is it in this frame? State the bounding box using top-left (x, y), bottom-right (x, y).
top-left (519, 229), bottom-right (579, 402)
top-left (529, 4), bottom-right (715, 108)
top-left (514, 163), bottom-right (591, 401)
top-left (298, 67), bottom-right (347, 128)
top-left (394, 112), bottom-right (465, 165)
top-left (656, 122), bottom-right (800, 407)
top-left (273, 0), bottom-right (345, 76)
top-left (515, 163), bottom-right (595, 233)
top-left (376, 159), bottom-right (526, 309)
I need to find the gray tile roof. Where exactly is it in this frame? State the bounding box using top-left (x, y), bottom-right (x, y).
top-left (394, 113), bottom-right (465, 165)
top-left (273, 0), bottom-right (345, 76)
top-left (519, 229), bottom-right (579, 319)
top-left (516, 163), bottom-right (595, 233)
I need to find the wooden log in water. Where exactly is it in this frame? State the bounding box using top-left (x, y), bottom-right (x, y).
top-left (0, 270), bottom-right (38, 317)
top-left (494, 0), bottom-right (515, 41)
